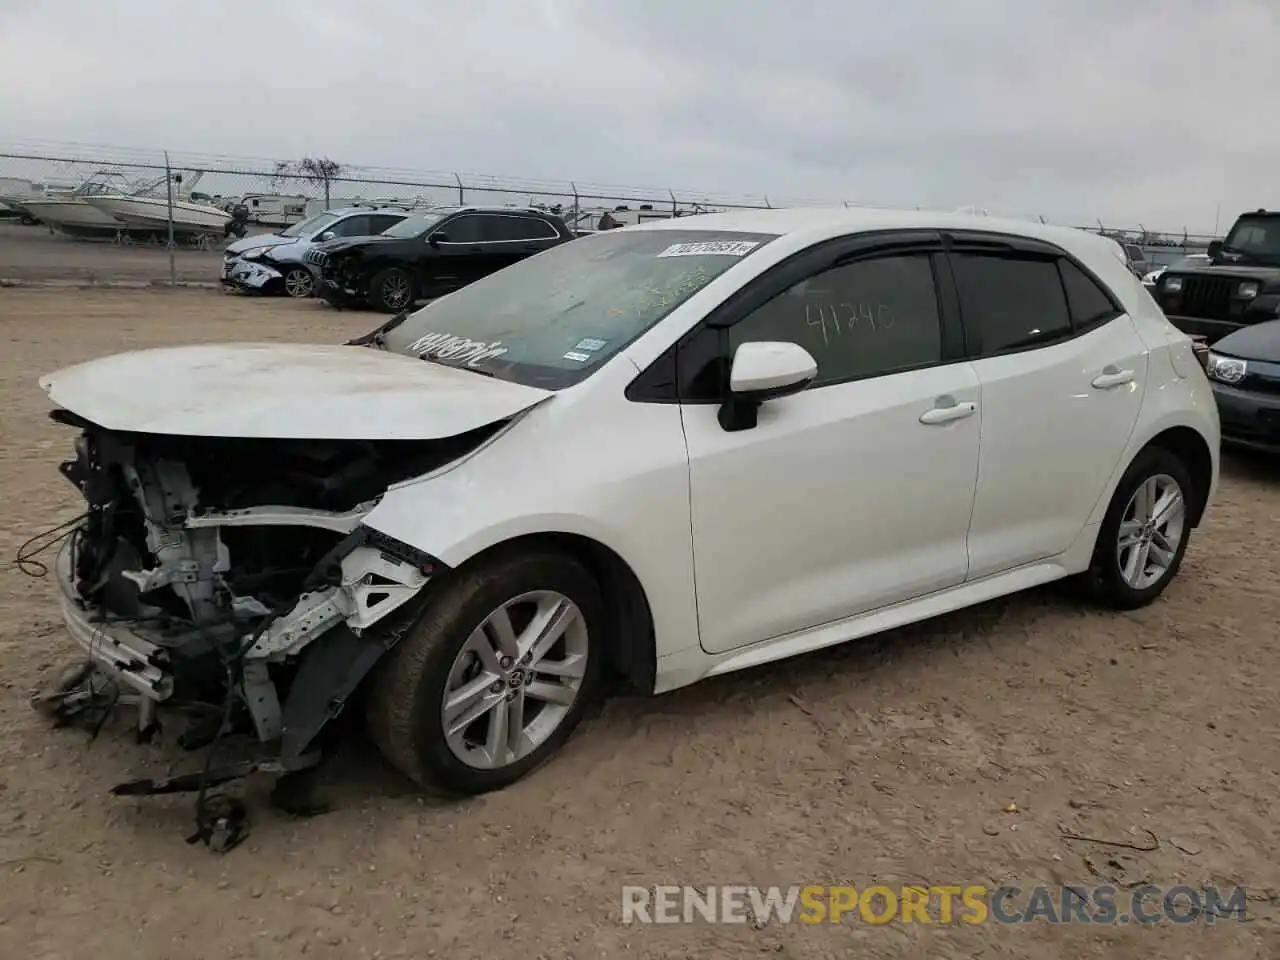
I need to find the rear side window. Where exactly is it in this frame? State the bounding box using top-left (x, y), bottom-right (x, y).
top-left (1057, 259), bottom-right (1121, 332)
top-left (950, 253), bottom-right (1072, 355)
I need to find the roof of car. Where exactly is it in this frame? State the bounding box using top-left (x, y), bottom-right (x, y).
top-left (627, 206), bottom-right (1125, 262)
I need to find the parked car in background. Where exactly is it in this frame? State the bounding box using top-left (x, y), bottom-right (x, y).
top-left (222, 207), bottom-right (412, 298)
top-left (311, 205), bottom-right (574, 312)
top-left (1142, 254), bottom-right (1210, 291)
top-left (1202, 319), bottom-right (1280, 452)
top-left (1122, 242), bottom-right (1152, 279)
top-left (1152, 209), bottom-right (1280, 343)
top-left (36, 208), bottom-right (1218, 808)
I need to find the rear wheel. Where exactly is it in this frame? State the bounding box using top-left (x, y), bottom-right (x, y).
top-left (1081, 446), bottom-right (1196, 609)
top-left (281, 265), bottom-right (314, 298)
top-left (366, 548), bottom-right (605, 795)
top-left (368, 267), bottom-right (415, 313)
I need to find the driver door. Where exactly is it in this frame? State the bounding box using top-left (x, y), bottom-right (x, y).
top-left (677, 234), bottom-right (983, 654)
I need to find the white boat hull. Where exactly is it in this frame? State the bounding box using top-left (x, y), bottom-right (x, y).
top-left (22, 198), bottom-right (123, 230)
top-left (87, 196), bottom-right (231, 233)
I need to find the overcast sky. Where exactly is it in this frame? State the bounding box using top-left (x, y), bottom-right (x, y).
top-left (0, 0), bottom-right (1274, 232)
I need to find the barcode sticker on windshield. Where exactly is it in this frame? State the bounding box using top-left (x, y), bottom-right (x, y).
top-left (656, 240), bottom-right (759, 258)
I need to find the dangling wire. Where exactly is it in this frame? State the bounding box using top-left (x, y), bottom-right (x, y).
top-left (11, 512), bottom-right (89, 578)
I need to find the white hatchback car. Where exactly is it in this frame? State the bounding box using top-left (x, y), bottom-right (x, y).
top-left (39, 208), bottom-right (1219, 803)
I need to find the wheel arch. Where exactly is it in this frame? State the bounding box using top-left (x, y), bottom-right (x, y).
top-left (434, 531), bottom-right (658, 694)
top-left (1143, 425), bottom-right (1214, 526)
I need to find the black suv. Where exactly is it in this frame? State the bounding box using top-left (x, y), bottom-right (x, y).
top-left (1152, 209), bottom-right (1280, 344)
top-left (310, 205), bottom-right (574, 312)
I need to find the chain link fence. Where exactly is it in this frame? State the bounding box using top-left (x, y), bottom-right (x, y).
top-left (0, 139), bottom-right (1224, 285)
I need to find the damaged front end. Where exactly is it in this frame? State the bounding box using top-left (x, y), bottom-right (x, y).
top-left (41, 410), bottom-right (496, 822)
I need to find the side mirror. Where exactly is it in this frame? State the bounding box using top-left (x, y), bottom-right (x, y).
top-left (1207, 240), bottom-right (1223, 259)
top-left (428, 232), bottom-right (448, 246)
top-left (318, 230), bottom-right (335, 242)
top-left (718, 341), bottom-right (817, 432)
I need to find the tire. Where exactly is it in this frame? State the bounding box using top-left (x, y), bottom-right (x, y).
top-left (366, 548), bottom-right (606, 796)
top-left (1080, 446), bottom-right (1197, 610)
top-left (281, 265), bottom-right (315, 299)
top-left (368, 266), bottom-right (415, 313)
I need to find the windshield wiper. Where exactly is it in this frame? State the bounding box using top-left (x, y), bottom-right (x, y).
top-left (345, 311), bottom-right (408, 347)
top-left (416, 355), bottom-right (497, 377)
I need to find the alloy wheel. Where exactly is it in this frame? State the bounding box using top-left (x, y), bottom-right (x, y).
top-left (441, 590), bottom-right (589, 770)
top-left (1115, 473), bottom-right (1186, 590)
top-left (383, 273), bottom-right (411, 309)
top-left (284, 268), bottom-right (314, 298)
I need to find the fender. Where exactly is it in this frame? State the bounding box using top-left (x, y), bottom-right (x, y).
top-left (361, 365), bottom-right (703, 661)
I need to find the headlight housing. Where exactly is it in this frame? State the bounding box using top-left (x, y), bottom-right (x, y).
top-left (1237, 281), bottom-right (1260, 299)
top-left (1205, 351), bottom-right (1247, 385)
top-left (1163, 276), bottom-right (1183, 293)
top-left (242, 246), bottom-right (279, 261)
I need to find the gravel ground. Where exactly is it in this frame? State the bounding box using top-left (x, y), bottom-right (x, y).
top-left (0, 288), bottom-right (1277, 959)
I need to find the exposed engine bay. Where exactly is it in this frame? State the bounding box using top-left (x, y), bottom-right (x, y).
top-left (39, 409), bottom-right (502, 848)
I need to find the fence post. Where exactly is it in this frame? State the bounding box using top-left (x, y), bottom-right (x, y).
top-left (669, 188), bottom-right (677, 217)
top-left (164, 149), bottom-right (176, 285)
top-left (454, 173), bottom-right (464, 205)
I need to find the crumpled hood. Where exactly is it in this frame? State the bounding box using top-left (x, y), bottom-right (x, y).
top-left (224, 233), bottom-right (296, 256)
top-left (315, 235), bottom-right (398, 256)
top-left (39, 342), bottom-right (552, 440)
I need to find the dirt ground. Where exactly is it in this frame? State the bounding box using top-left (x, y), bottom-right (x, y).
top-left (0, 288), bottom-right (1278, 959)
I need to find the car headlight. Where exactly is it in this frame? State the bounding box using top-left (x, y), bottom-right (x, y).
top-left (1237, 281), bottom-right (1260, 299)
top-left (242, 247), bottom-right (278, 261)
top-left (1205, 351), bottom-right (1247, 385)
top-left (1163, 276), bottom-right (1183, 293)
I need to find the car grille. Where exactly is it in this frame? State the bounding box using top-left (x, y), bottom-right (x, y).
top-left (304, 249), bottom-right (327, 267)
top-left (1178, 275), bottom-right (1233, 321)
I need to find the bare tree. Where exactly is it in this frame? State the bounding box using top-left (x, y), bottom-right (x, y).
top-left (267, 156), bottom-right (347, 208)
top-left (295, 156), bottom-right (346, 208)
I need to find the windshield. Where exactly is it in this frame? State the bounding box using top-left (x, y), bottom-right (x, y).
top-left (1222, 216), bottom-right (1280, 263)
top-left (280, 211), bottom-right (340, 238)
top-left (380, 228), bottom-right (780, 389)
top-left (381, 209), bottom-right (457, 239)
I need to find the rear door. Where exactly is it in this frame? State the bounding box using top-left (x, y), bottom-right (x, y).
top-left (945, 232), bottom-right (1148, 579)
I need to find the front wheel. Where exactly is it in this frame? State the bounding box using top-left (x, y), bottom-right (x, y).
top-left (1080, 446), bottom-right (1196, 609)
top-left (281, 266), bottom-right (315, 298)
top-left (366, 548), bottom-right (605, 795)
top-left (368, 266), bottom-right (416, 313)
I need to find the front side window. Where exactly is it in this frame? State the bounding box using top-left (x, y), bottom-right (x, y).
top-left (950, 253), bottom-right (1072, 354)
top-left (329, 215), bottom-right (371, 238)
top-left (379, 229), bottom-right (779, 389)
top-left (728, 253), bottom-right (944, 387)
top-left (439, 214), bottom-right (484, 243)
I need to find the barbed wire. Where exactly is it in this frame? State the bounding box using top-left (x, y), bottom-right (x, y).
top-left (0, 138), bottom-right (1223, 244)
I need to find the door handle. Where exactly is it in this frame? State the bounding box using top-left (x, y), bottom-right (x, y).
top-left (919, 400), bottom-right (977, 425)
top-left (1091, 367), bottom-right (1135, 389)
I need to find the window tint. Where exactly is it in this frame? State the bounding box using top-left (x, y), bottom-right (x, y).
top-left (440, 214), bottom-right (484, 243)
top-left (728, 253), bottom-right (943, 386)
top-left (1058, 259), bottom-right (1120, 331)
top-left (479, 216), bottom-right (557, 241)
top-left (369, 214), bottom-right (405, 233)
top-left (950, 253), bottom-right (1072, 354)
top-left (330, 215), bottom-right (370, 238)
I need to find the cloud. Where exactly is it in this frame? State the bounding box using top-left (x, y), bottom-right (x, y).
top-left (0, 0), bottom-right (1274, 231)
